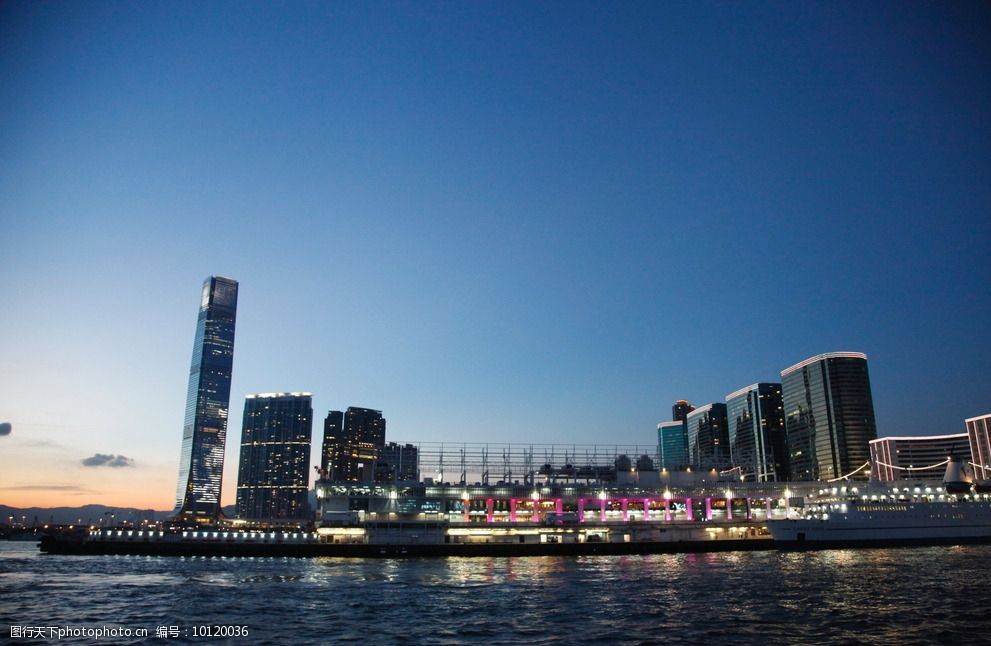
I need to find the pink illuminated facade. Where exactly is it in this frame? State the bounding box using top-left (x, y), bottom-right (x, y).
top-left (967, 414), bottom-right (991, 481)
top-left (869, 433), bottom-right (971, 481)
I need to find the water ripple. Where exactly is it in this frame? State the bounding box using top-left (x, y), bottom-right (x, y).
top-left (4, 543), bottom-right (991, 643)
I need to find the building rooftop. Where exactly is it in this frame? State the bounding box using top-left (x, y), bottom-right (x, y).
top-left (780, 351), bottom-right (868, 377)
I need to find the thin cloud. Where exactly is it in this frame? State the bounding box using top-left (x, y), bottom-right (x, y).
top-left (0, 484), bottom-right (98, 494)
top-left (16, 439), bottom-right (64, 449)
top-left (81, 454), bottom-right (135, 468)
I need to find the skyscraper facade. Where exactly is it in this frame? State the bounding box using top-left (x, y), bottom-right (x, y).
top-left (376, 442), bottom-right (419, 483)
top-left (657, 421), bottom-right (689, 470)
top-left (672, 400), bottom-right (696, 423)
top-left (236, 393), bottom-right (313, 520)
top-left (320, 410), bottom-right (344, 478)
top-left (323, 407), bottom-right (386, 482)
top-left (685, 403), bottom-right (729, 470)
top-left (781, 352), bottom-right (877, 481)
top-left (725, 383), bottom-right (787, 482)
top-left (173, 276), bottom-right (238, 522)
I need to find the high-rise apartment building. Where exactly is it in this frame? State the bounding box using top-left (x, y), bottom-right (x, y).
top-left (320, 410), bottom-right (344, 477)
top-left (657, 421), bottom-right (689, 470)
top-left (685, 403), bottom-right (729, 470)
top-left (781, 352), bottom-right (877, 481)
top-left (322, 407), bottom-right (386, 482)
top-left (235, 393), bottom-right (313, 520)
top-left (173, 276), bottom-right (238, 522)
top-left (672, 400), bottom-right (696, 423)
top-left (725, 383), bottom-right (787, 482)
top-left (376, 442), bottom-right (419, 483)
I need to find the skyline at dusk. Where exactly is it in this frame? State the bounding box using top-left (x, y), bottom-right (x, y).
top-left (2, 3), bottom-right (989, 509)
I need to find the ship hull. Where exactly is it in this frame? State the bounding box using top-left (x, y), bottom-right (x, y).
top-left (40, 535), bottom-right (773, 558)
top-left (769, 519), bottom-right (991, 550)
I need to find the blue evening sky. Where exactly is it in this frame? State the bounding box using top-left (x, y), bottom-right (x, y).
top-left (1, 2), bottom-right (989, 508)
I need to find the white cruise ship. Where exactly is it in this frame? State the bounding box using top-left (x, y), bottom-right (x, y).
top-left (768, 462), bottom-right (991, 549)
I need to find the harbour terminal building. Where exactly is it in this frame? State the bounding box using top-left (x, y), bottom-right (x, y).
top-left (311, 442), bottom-right (814, 545)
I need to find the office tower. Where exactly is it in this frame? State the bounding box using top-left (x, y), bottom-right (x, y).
top-left (870, 433), bottom-right (971, 482)
top-left (967, 414), bottom-right (991, 481)
top-left (173, 276), bottom-right (238, 522)
top-left (672, 400), bottom-right (696, 423)
top-left (657, 421), bottom-right (689, 470)
top-left (685, 403), bottom-right (729, 470)
top-left (235, 393), bottom-right (313, 520)
top-left (376, 442), bottom-right (419, 483)
top-left (343, 407), bottom-right (386, 481)
top-left (725, 383), bottom-right (787, 482)
top-left (320, 410), bottom-right (344, 478)
top-left (323, 407), bottom-right (386, 482)
top-left (781, 352), bottom-right (877, 481)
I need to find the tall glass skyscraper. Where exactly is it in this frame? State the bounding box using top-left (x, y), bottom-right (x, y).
top-left (173, 276), bottom-right (238, 521)
top-left (685, 403), bottom-right (729, 470)
top-left (320, 410), bottom-right (344, 478)
top-left (725, 383), bottom-right (787, 482)
top-left (781, 352), bottom-right (877, 481)
top-left (657, 421), bottom-right (689, 470)
top-left (236, 393), bottom-right (313, 520)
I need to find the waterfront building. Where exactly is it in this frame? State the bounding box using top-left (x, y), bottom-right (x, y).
top-left (725, 383), bottom-right (787, 482)
top-left (376, 442), bottom-right (420, 483)
top-left (657, 421), bottom-right (689, 470)
top-left (315, 475), bottom-right (809, 530)
top-left (869, 433), bottom-right (971, 481)
top-left (320, 410), bottom-right (344, 478)
top-left (672, 400), bottom-right (695, 423)
top-left (236, 393), bottom-right (313, 520)
top-left (968, 414), bottom-right (991, 481)
top-left (685, 403), bottom-right (729, 470)
top-left (173, 276), bottom-right (238, 522)
top-left (781, 352), bottom-right (877, 481)
top-left (323, 407), bottom-right (387, 482)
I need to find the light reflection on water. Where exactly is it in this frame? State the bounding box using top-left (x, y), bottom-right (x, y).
top-left (2, 542), bottom-right (991, 644)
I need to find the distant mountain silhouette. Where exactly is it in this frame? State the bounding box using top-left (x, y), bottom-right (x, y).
top-left (1, 504), bottom-right (163, 527)
top-left (2, 497), bottom-right (313, 527)
top-left (2, 503), bottom-right (263, 527)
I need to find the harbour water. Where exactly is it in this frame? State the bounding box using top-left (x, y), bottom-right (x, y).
top-left (2, 541), bottom-right (989, 644)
